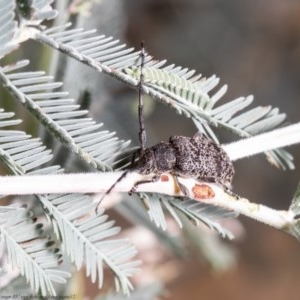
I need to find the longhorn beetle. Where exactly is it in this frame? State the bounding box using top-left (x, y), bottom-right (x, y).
top-left (95, 42), bottom-right (234, 213)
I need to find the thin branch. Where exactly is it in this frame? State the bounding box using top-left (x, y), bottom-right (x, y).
top-left (223, 122), bottom-right (300, 162)
top-left (0, 172), bottom-right (297, 239)
top-left (34, 31), bottom-right (217, 124)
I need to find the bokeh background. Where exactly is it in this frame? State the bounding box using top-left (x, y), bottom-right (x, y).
top-left (2, 0), bottom-right (300, 299)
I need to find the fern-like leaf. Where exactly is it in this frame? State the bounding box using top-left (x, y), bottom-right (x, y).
top-left (0, 109), bottom-right (52, 175)
top-left (127, 67), bottom-right (291, 169)
top-left (0, 1), bottom-right (18, 59)
top-left (0, 110), bottom-right (139, 295)
top-left (0, 206), bottom-right (70, 296)
top-left (139, 193), bottom-right (236, 239)
top-left (0, 0), bottom-right (58, 60)
top-left (41, 196), bottom-right (139, 295)
top-left (0, 60), bottom-right (130, 171)
top-left (33, 24), bottom-right (293, 169)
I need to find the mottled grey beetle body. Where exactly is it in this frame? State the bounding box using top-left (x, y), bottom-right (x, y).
top-left (137, 142), bottom-right (176, 174)
top-left (137, 133), bottom-right (234, 188)
top-left (95, 43), bottom-right (236, 212)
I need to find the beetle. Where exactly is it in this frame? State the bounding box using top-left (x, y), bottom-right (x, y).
top-left (95, 42), bottom-right (234, 213)
top-left (130, 132), bottom-right (234, 195)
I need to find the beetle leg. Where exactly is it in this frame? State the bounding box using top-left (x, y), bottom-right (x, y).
top-left (129, 174), bottom-right (160, 195)
top-left (173, 175), bottom-right (189, 197)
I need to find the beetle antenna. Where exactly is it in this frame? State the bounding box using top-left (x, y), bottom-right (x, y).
top-left (95, 150), bottom-right (139, 213)
top-left (138, 41), bottom-right (146, 154)
top-left (95, 169), bottom-right (130, 214)
top-left (95, 43), bottom-right (146, 214)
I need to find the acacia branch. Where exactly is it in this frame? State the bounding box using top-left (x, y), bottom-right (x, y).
top-left (223, 122), bottom-right (300, 161)
top-left (0, 172), bottom-right (297, 239)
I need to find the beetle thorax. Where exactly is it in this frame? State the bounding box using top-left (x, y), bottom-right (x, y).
top-left (137, 142), bottom-right (176, 174)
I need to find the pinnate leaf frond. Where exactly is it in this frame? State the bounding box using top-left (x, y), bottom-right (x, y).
top-left (0, 0), bottom-right (58, 60)
top-left (0, 206), bottom-right (70, 296)
top-left (127, 67), bottom-right (291, 169)
top-left (138, 193), bottom-right (236, 239)
top-left (0, 110), bottom-right (139, 295)
top-left (0, 60), bottom-right (130, 171)
top-left (0, 108), bottom-right (53, 175)
top-left (33, 24), bottom-right (293, 169)
top-left (0, 0), bottom-right (18, 59)
top-left (40, 195), bottom-right (139, 295)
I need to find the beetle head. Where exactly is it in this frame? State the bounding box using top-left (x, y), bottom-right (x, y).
top-left (137, 142), bottom-right (176, 174)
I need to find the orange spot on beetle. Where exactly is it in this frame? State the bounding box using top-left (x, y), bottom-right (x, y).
top-left (192, 184), bottom-right (215, 200)
top-left (160, 174), bottom-right (169, 182)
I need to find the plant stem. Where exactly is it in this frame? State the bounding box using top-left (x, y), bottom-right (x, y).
top-left (223, 122), bottom-right (300, 161)
top-left (0, 172), bottom-right (297, 239)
